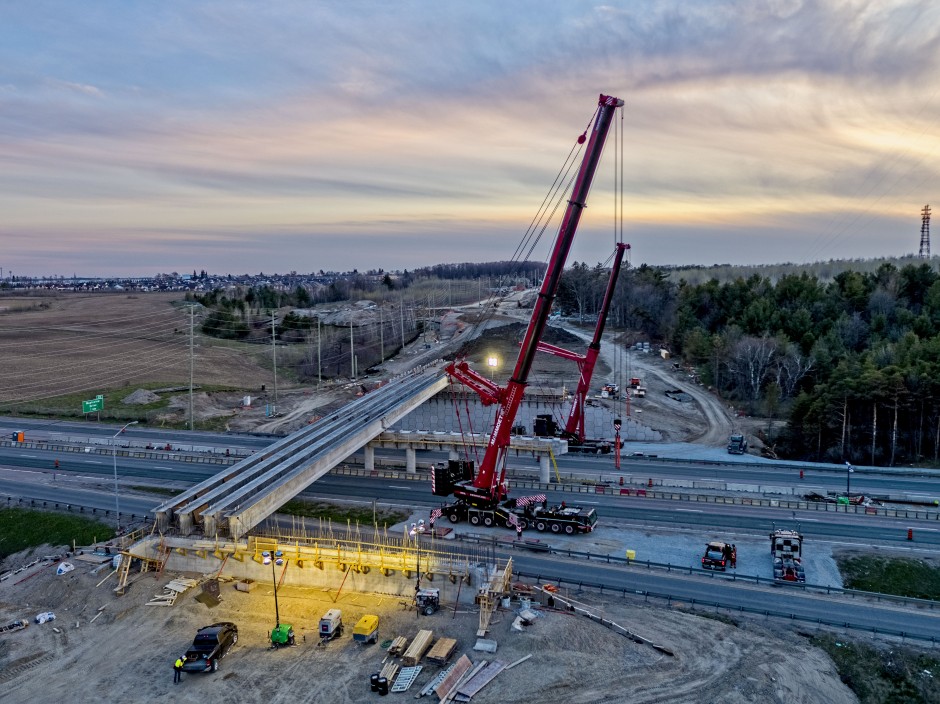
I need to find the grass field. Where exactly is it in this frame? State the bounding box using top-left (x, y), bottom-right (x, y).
top-left (812, 634), bottom-right (940, 704)
top-left (0, 508), bottom-right (115, 559)
top-left (837, 554), bottom-right (940, 600)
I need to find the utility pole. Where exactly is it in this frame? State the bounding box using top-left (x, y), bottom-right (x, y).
top-left (920, 205), bottom-right (931, 259)
top-left (189, 305), bottom-right (195, 431)
top-left (271, 311), bottom-right (278, 416)
top-left (400, 296), bottom-right (405, 350)
top-left (349, 320), bottom-right (355, 380)
top-left (317, 318), bottom-right (322, 389)
top-left (379, 309), bottom-right (384, 363)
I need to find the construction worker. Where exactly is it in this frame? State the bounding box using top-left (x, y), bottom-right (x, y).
top-left (173, 655), bottom-right (185, 683)
top-left (54, 459), bottom-right (59, 469)
top-left (730, 544), bottom-right (737, 569)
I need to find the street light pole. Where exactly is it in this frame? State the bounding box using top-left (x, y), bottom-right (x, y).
top-left (845, 461), bottom-right (853, 498)
top-left (112, 421), bottom-right (139, 532)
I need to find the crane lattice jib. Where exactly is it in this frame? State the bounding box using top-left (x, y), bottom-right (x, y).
top-left (561, 241), bottom-right (629, 439)
top-left (465, 94), bottom-right (624, 498)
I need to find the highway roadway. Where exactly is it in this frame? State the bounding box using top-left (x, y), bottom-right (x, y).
top-left (3, 443), bottom-right (939, 551)
top-left (5, 415), bottom-right (938, 501)
top-left (3, 421), bottom-right (940, 643)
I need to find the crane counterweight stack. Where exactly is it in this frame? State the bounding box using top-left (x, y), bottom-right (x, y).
top-left (438, 94), bottom-right (624, 533)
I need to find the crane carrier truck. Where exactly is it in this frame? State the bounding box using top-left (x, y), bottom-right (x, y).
top-left (432, 93), bottom-right (624, 534)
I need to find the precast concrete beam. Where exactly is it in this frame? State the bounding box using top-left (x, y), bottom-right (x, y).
top-left (364, 445), bottom-right (374, 471)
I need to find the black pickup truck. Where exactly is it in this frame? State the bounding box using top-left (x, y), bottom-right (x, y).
top-left (181, 622), bottom-right (238, 673)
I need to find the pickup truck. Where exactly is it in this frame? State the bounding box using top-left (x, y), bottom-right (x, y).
top-left (701, 541), bottom-right (731, 571)
top-left (181, 622), bottom-right (238, 673)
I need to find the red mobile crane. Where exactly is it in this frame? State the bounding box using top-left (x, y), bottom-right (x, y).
top-left (532, 241), bottom-right (629, 453)
top-left (433, 94), bottom-right (624, 530)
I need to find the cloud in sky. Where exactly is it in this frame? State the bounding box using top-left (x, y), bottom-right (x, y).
top-left (1, 0), bottom-right (939, 277)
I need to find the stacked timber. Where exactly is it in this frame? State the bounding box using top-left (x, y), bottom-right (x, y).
top-left (401, 629), bottom-right (433, 666)
top-left (379, 661), bottom-right (399, 683)
top-left (387, 636), bottom-right (409, 657)
top-left (427, 637), bottom-right (457, 665)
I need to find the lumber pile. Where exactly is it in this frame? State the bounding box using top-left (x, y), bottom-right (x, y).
top-left (427, 637), bottom-right (457, 665)
top-left (146, 577), bottom-right (197, 606)
top-left (379, 661), bottom-right (399, 683)
top-left (401, 629), bottom-right (433, 666)
top-left (387, 635), bottom-right (409, 657)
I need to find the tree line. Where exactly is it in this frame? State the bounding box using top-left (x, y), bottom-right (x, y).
top-left (557, 259), bottom-right (940, 466)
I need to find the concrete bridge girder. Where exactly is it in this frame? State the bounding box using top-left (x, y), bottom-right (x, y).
top-left (172, 373), bottom-right (448, 539)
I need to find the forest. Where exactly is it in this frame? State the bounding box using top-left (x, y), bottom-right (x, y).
top-left (557, 258), bottom-right (940, 467)
top-left (189, 254), bottom-right (940, 467)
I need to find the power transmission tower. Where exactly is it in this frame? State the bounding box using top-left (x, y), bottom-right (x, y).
top-left (920, 204), bottom-right (931, 258)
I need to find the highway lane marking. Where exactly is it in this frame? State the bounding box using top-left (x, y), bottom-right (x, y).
top-left (674, 508), bottom-right (703, 513)
top-left (85, 460), bottom-right (103, 464)
top-left (21, 454), bottom-right (38, 458)
top-left (155, 466), bottom-right (174, 470)
top-left (388, 485), bottom-right (411, 490)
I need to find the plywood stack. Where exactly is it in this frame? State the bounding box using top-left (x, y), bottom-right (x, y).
top-left (454, 660), bottom-right (506, 702)
top-left (434, 655), bottom-right (473, 701)
top-left (401, 629), bottom-right (434, 666)
top-left (427, 637), bottom-right (457, 665)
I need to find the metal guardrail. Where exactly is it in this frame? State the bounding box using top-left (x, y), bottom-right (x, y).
top-left (333, 465), bottom-right (940, 520)
top-left (511, 568), bottom-right (940, 646)
top-left (620, 454), bottom-right (940, 479)
top-left (450, 531), bottom-right (939, 611)
top-left (2, 494), bottom-right (147, 526)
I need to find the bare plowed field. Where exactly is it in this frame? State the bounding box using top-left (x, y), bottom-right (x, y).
top-left (0, 292), bottom-right (274, 410)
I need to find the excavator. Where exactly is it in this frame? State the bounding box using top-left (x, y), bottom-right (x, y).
top-left (431, 93), bottom-right (624, 533)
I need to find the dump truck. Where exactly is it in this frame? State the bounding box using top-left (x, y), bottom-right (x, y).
top-left (353, 615), bottom-right (379, 644)
top-left (727, 433), bottom-right (748, 454)
top-left (770, 527), bottom-right (805, 583)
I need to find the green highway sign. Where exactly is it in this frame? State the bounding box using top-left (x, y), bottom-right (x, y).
top-left (82, 398), bottom-right (104, 413)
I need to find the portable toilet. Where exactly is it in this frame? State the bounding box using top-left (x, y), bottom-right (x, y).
top-left (353, 614), bottom-right (379, 644)
top-left (319, 609), bottom-right (343, 640)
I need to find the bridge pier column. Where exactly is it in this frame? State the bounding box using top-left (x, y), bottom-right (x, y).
top-left (180, 512), bottom-right (195, 536)
top-left (405, 448), bottom-right (416, 474)
top-left (364, 445), bottom-right (375, 471)
top-left (155, 510), bottom-right (170, 533)
top-left (539, 455), bottom-right (551, 484)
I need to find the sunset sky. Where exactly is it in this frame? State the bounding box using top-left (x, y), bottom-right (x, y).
top-left (2, 1), bottom-right (939, 277)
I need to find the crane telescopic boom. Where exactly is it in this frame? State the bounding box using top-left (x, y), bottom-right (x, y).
top-left (444, 93), bottom-right (624, 506)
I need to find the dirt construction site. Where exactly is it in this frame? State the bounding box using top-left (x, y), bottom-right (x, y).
top-left (0, 532), bottom-right (859, 704)
top-left (0, 290), bottom-right (907, 702)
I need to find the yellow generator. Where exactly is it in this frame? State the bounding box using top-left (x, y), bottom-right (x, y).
top-left (353, 615), bottom-right (379, 644)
